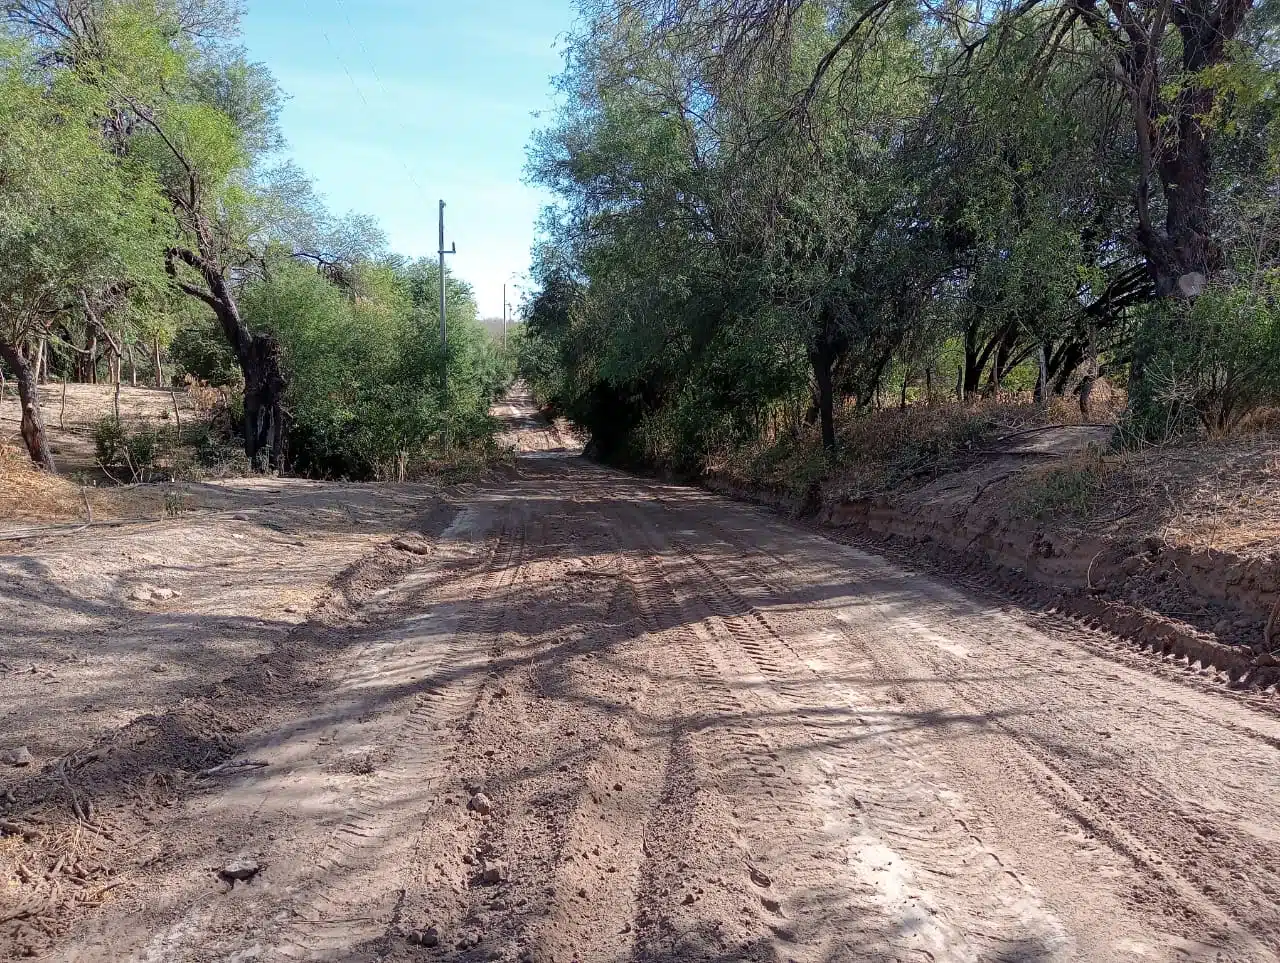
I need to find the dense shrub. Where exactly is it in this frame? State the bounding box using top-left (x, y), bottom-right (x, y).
top-left (93, 416), bottom-right (166, 479)
top-left (241, 260), bottom-right (509, 479)
top-left (168, 314), bottom-right (241, 387)
top-left (1129, 275), bottom-right (1280, 440)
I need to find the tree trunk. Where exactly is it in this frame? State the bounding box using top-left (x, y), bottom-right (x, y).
top-left (810, 341), bottom-right (837, 453)
top-left (1035, 345), bottom-right (1050, 404)
top-left (0, 340), bottom-right (55, 471)
top-left (1146, 57), bottom-right (1216, 297)
top-left (963, 322), bottom-right (981, 396)
top-left (128, 343), bottom-right (137, 386)
top-left (240, 333), bottom-right (287, 470)
top-left (203, 274), bottom-right (288, 470)
top-left (153, 337), bottom-right (164, 388)
top-left (169, 244), bottom-right (289, 471)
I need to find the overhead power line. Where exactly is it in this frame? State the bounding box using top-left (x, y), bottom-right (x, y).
top-left (315, 1), bottom-right (433, 212)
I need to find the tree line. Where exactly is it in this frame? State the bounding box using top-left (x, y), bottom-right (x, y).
top-left (1, 0), bottom-right (507, 479)
top-left (519, 0), bottom-right (1280, 471)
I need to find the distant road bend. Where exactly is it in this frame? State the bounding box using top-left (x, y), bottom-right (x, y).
top-left (58, 391), bottom-right (1280, 963)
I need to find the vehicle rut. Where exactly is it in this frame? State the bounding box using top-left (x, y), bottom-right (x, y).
top-left (42, 432), bottom-right (1280, 963)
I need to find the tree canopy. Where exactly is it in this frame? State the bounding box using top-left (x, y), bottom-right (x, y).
top-left (0, 0), bottom-right (511, 477)
top-left (520, 0), bottom-right (1280, 468)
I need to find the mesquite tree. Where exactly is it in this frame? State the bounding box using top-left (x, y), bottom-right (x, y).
top-left (1063, 0), bottom-right (1260, 297)
top-left (617, 0), bottom-right (1272, 294)
top-left (134, 101), bottom-right (290, 468)
top-left (0, 37), bottom-right (166, 468)
top-left (7, 0), bottom-right (331, 469)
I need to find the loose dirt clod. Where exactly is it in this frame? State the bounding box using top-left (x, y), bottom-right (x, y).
top-left (468, 792), bottom-right (493, 816)
top-left (479, 859), bottom-right (507, 885)
top-left (391, 536), bottom-right (430, 555)
top-left (407, 926), bottom-right (440, 947)
top-left (219, 859), bottom-right (261, 883)
top-left (2, 747), bottom-right (32, 767)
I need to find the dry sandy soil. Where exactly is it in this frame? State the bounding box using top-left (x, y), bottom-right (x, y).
top-left (492, 386), bottom-right (577, 454)
top-left (1, 383), bottom-right (200, 479)
top-left (2, 396), bottom-right (1280, 962)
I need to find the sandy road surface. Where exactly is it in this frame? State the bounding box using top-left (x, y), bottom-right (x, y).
top-left (494, 386), bottom-right (578, 454)
top-left (6, 399), bottom-right (1280, 963)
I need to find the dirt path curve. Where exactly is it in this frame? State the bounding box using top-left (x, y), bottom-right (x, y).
top-left (23, 395), bottom-right (1280, 963)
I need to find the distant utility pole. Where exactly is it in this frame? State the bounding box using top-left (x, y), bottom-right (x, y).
top-left (438, 199), bottom-right (456, 394)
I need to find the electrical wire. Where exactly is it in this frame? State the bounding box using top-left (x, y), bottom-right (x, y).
top-left (314, 1), bottom-right (435, 209)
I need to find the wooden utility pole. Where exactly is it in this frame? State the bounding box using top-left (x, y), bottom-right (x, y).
top-left (438, 199), bottom-right (456, 395)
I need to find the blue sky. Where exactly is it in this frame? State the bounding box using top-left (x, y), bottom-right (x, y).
top-left (241, 0), bottom-right (574, 317)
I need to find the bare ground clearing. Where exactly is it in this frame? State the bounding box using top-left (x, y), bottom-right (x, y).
top-left (1, 383), bottom-right (201, 479)
top-left (2, 397), bottom-right (1278, 962)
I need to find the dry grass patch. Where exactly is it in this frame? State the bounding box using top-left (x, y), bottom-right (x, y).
top-left (1007, 431), bottom-right (1280, 556)
top-left (0, 443), bottom-right (164, 529)
top-left (1015, 447), bottom-right (1129, 521)
top-left (718, 394), bottom-right (1096, 501)
top-left (1107, 436), bottom-right (1280, 555)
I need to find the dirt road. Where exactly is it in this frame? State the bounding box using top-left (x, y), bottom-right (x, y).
top-left (5, 397), bottom-right (1280, 963)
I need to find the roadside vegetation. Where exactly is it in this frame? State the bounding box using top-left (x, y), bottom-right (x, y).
top-left (519, 0), bottom-right (1280, 494)
top-left (0, 0), bottom-right (510, 483)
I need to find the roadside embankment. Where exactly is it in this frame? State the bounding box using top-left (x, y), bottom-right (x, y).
top-left (708, 422), bottom-right (1280, 690)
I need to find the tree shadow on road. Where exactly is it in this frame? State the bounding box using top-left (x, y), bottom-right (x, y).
top-left (1, 457), bottom-right (1088, 959)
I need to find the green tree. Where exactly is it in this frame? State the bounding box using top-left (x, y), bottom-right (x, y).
top-left (241, 258), bottom-right (508, 479)
top-left (0, 36), bottom-right (168, 468)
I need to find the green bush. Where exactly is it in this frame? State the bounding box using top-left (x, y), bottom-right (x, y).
top-left (93, 416), bottom-right (166, 479)
top-left (240, 260), bottom-right (509, 479)
top-left (1016, 448), bottom-right (1116, 519)
top-left (1128, 273), bottom-right (1280, 440)
top-left (169, 314), bottom-right (241, 387)
top-left (92, 416), bottom-right (127, 469)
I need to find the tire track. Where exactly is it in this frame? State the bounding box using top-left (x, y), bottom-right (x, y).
top-left (79, 450), bottom-right (1280, 963)
top-left (621, 509), bottom-right (788, 962)
top-left (676, 492), bottom-right (1280, 961)
top-left (826, 525), bottom-right (1280, 713)
top-left (260, 507), bottom-right (521, 962)
top-left (653, 530), bottom-right (1073, 961)
top-left (390, 485), bottom-right (675, 963)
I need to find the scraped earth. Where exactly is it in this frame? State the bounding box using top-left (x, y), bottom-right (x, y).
top-left (493, 385), bottom-right (577, 454)
top-left (3, 397), bottom-right (1280, 962)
